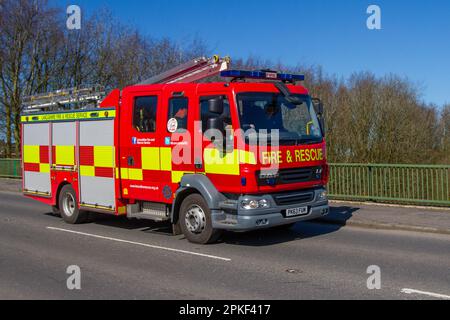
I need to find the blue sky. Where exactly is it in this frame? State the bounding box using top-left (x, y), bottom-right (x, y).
top-left (56, 0), bottom-right (450, 107)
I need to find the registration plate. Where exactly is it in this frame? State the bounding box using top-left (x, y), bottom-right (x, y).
top-left (285, 206), bottom-right (309, 217)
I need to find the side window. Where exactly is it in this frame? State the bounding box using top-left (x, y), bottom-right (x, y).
top-left (168, 97), bottom-right (189, 133)
top-left (199, 95), bottom-right (231, 132)
top-left (133, 96), bottom-right (157, 133)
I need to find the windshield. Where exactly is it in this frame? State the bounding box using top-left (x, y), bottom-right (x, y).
top-left (236, 92), bottom-right (323, 145)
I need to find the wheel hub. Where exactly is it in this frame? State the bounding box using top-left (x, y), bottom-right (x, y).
top-left (185, 205), bottom-right (206, 234)
top-left (62, 193), bottom-right (76, 217)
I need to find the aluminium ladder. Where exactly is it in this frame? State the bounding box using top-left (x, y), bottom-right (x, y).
top-left (138, 55), bottom-right (231, 85)
top-left (22, 85), bottom-right (106, 113)
top-left (22, 55), bottom-right (231, 113)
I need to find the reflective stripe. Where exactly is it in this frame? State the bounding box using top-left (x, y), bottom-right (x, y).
top-left (24, 163), bottom-right (40, 172)
top-left (142, 147), bottom-right (160, 170)
top-left (55, 146), bottom-right (75, 166)
top-left (80, 203), bottom-right (115, 211)
top-left (204, 148), bottom-right (240, 175)
top-left (121, 148), bottom-right (253, 181)
top-left (24, 190), bottom-right (50, 196)
top-left (24, 145), bottom-right (50, 173)
top-left (172, 171), bottom-right (194, 183)
top-left (21, 109), bottom-right (116, 123)
top-left (120, 168), bottom-right (129, 180)
top-left (39, 164), bottom-right (50, 173)
top-left (160, 147), bottom-right (172, 171)
top-left (239, 150), bottom-right (257, 165)
top-left (80, 165), bottom-right (95, 177)
top-left (128, 168), bottom-right (143, 181)
top-left (95, 167), bottom-right (114, 178)
top-left (94, 146), bottom-right (114, 168)
top-left (23, 145), bottom-right (40, 164)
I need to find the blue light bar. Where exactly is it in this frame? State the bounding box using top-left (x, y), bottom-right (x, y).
top-left (220, 70), bottom-right (305, 82)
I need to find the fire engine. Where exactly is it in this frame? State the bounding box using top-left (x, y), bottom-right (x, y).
top-left (21, 55), bottom-right (329, 244)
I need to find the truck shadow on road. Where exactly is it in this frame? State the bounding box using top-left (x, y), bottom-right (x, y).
top-left (221, 206), bottom-right (359, 246)
top-left (44, 206), bottom-right (359, 246)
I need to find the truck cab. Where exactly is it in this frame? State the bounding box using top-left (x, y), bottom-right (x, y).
top-left (111, 73), bottom-right (329, 243)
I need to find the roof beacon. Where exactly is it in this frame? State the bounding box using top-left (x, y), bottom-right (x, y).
top-left (220, 70), bottom-right (305, 83)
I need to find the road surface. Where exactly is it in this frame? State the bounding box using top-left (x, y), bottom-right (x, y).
top-left (0, 191), bottom-right (449, 300)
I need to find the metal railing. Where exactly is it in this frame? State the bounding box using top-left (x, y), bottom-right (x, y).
top-left (0, 159), bottom-right (22, 179)
top-left (0, 159), bottom-right (449, 206)
top-left (328, 164), bottom-right (450, 206)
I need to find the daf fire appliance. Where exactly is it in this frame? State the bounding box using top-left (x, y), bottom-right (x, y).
top-left (21, 56), bottom-right (329, 244)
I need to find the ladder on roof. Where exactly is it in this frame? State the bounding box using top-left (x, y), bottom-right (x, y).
top-left (22, 85), bottom-right (106, 113)
top-left (22, 55), bottom-right (231, 113)
top-left (138, 55), bottom-right (231, 85)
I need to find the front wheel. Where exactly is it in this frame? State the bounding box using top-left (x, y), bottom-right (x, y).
top-left (179, 194), bottom-right (222, 244)
top-left (59, 185), bottom-right (88, 224)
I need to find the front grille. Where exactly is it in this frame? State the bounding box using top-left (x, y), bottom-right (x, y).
top-left (257, 166), bottom-right (321, 186)
top-left (273, 191), bottom-right (315, 206)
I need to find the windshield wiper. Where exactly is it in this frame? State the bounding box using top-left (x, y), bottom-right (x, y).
top-left (245, 134), bottom-right (278, 146)
top-left (274, 82), bottom-right (303, 105)
top-left (280, 138), bottom-right (321, 146)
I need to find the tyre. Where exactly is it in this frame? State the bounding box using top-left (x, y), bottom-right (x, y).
top-left (179, 194), bottom-right (222, 244)
top-left (51, 206), bottom-right (60, 216)
top-left (59, 184), bottom-right (88, 224)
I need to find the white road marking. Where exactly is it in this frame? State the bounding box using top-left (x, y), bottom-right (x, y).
top-left (401, 288), bottom-right (450, 300)
top-left (46, 226), bottom-right (231, 262)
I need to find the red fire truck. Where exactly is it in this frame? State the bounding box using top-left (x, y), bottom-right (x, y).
top-left (21, 56), bottom-right (329, 244)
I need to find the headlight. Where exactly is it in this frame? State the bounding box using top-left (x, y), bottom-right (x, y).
top-left (241, 199), bottom-right (259, 210)
top-left (317, 190), bottom-right (328, 201)
top-left (259, 199), bottom-right (270, 208)
top-left (241, 199), bottom-right (271, 210)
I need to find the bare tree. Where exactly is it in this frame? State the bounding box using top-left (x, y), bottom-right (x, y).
top-left (0, 1), bottom-right (447, 164)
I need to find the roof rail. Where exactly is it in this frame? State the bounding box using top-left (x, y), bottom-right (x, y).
top-left (22, 85), bottom-right (106, 114)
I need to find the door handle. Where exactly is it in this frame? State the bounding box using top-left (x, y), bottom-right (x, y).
top-left (127, 156), bottom-right (134, 166)
top-left (195, 163), bottom-right (203, 170)
top-left (195, 158), bottom-right (203, 170)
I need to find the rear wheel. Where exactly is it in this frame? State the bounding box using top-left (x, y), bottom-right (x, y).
top-left (59, 185), bottom-right (88, 224)
top-left (179, 194), bottom-right (222, 244)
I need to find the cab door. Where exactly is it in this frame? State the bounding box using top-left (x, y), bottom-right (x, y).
top-left (198, 92), bottom-right (243, 194)
top-left (161, 87), bottom-right (197, 200)
top-left (119, 88), bottom-right (163, 202)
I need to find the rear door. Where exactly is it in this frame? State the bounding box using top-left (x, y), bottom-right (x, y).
top-left (22, 122), bottom-right (51, 196)
top-left (78, 118), bottom-right (116, 210)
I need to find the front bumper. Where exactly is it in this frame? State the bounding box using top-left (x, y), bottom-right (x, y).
top-left (211, 188), bottom-right (329, 231)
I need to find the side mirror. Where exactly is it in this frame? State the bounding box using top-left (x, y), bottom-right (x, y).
top-left (311, 98), bottom-right (324, 116)
top-left (208, 98), bottom-right (224, 114)
top-left (206, 117), bottom-right (224, 135)
top-left (312, 98), bottom-right (325, 137)
top-left (206, 117), bottom-right (225, 149)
